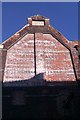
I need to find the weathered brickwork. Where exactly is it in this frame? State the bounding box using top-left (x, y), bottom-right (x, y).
top-left (35, 33), bottom-right (76, 81)
top-left (1, 15), bottom-right (79, 84)
top-left (43, 34), bottom-right (76, 81)
top-left (3, 34), bottom-right (35, 82)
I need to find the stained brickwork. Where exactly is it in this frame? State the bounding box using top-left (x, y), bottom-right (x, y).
top-left (1, 15), bottom-right (80, 84)
top-left (3, 34), bottom-right (35, 82)
top-left (43, 34), bottom-right (76, 81)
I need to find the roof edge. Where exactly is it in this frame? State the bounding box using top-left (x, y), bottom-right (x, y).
top-left (2, 15), bottom-right (77, 50)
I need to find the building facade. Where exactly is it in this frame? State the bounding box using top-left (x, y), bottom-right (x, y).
top-left (1, 15), bottom-right (80, 119)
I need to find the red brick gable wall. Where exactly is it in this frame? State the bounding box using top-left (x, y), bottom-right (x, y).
top-left (1, 15), bottom-right (79, 84)
top-left (3, 33), bottom-right (76, 82)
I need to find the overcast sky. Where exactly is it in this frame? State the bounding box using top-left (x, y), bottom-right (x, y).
top-left (2, 2), bottom-right (78, 43)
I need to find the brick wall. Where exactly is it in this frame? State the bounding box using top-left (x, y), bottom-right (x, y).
top-left (2, 15), bottom-right (79, 83)
top-left (42, 34), bottom-right (76, 81)
top-left (3, 33), bottom-right (76, 82)
top-left (3, 34), bottom-right (35, 82)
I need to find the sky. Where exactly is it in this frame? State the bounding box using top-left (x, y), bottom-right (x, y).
top-left (2, 2), bottom-right (78, 43)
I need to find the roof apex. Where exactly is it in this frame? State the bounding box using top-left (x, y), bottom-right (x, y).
top-left (2, 15), bottom-right (71, 49)
top-left (28, 15), bottom-right (50, 26)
